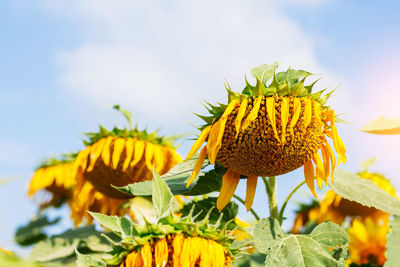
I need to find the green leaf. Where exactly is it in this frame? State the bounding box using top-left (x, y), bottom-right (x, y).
top-left (232, 252), bottom-right (266, 267)
top-left (330, 168), bottom-right (400, 215)
top-left (385, 215), bottom-right (400, 267)
top-left (276, 69), bottom-right (310, 86)
top-left (76, 250), bottom-right (107, 267)
top-left (254, 218), bottom-right (348, 267)
top-left (30, 226), bottom-right (112, 262)
top-left (152, 167), bottom-right (174, 218)
top-left (114, 156), bottom-right (222, 197)
top-left (251, 64), bottom-right (276, 85)
top-left (0, 251), bottom-right (44, 267)
top-left (180, 197), bottom-right (238, 229)
top-left (89, 212), bottom-right (134, 239)
top-left (14, 216), bottom-right (60, 246)
top-left (361, 116), bottom-right (400, 135)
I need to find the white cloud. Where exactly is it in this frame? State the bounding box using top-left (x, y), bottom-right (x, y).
top-left (42, 0), bottom-right (332, 128)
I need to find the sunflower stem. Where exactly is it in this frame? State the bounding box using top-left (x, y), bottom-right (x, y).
top-left (278, 180), bottom-right (306, 224)
top-left (263, 176), bottom-right (279, 221)
top-left (233, 194), bottom-right (261, 221)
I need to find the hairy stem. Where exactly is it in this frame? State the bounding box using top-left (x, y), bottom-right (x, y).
top-left (262, 176), bottom-right (279, 220)
top-left (233, 194), bottom-right (261, 221)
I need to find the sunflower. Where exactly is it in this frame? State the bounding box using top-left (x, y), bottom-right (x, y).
top-left (120, 234), bottom-right (232, 267)
top-left (94, 209), bottom-right (245, 267)
top-left (70, 106), bottom-right (182, 225)
top-left (27, 153), bottom-right (77, 208)
top-left (186, 64), bottom-right (346, 211)
top-left (347, 217), bottom-right (389, 266)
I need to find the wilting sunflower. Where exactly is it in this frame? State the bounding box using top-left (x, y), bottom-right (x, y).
top-left (91, 208), bottom-right (245, 267)
top-left (27, 153), bottom-right (77, 208)
top-left (70, 106), bottom-right (182, 225)
top-left (347, 217), bottom-right (389, 266)
top-left (186, 64), bottom-right (346, 211)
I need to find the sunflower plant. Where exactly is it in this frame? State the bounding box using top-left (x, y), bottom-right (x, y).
top-left (8, 64), bottom-right (400, 267)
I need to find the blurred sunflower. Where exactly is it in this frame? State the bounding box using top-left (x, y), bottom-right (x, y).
top-left (70, 106), bottom-right (182, 225)
top-left (347, 217), bottom-right (389, 266)
top-left (27, 153), bottom-right (77, 208)
top-left (291, 170), bottom-right (396, 234)
top-left (186, 63), bottom-right (346, 211)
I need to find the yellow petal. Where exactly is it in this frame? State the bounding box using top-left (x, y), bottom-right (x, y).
top-left (100, 136), bottom-right (114, 166)
top-left (281, 97), bottom-right (289, 144)
top-left (206, 119), bottom-right (222, 165)
top-left (199, 238), bottom-right (211, 267)
top-left (87, 138), bottom-right (107, 172)
top-left (266, 97), bottom-right (281, 142)
top-left (320, 145), bottom-right (330, 185)
top-left (361, 116), bottom-right (400, 135)
top-left (122, 138), bottom-right (135, 171)
top-left (331, 125), bottom-right (347, 164)
top-left (289, 97), bottom-right (301, 136)
top-left (303, 98), bottom-right (312, 129)
top-left (112, 138), bottom-right (126, 169)
top-left (234, 98), bottom-right (248, 137)
top-left (141, 243), bottom-right (152, 266)
top-left (71, 148), bottom-right (89, 179)
top-left (322, 140), bottom-right (336, 179)
top-left (313, 101), bottom-right (323, 130)
top-left (130, 139), bottom-right (145, 167)
top-left (144, 141), bottom-right (155, 170)
top-left (216, 169), bottom-right (240, 211)
top-left (323, 109), bottom-right (335, 126)
top-left (185, 125), bottom-right (211, 161)
top-left (186, 146), bottom-right (207, 187)
top-left (153, 146), bottom-right (166, 173)
top-left (241, 96), bottom-right (262, 130)
top-left (155, 238), bottom-right (169, 267)
top-left (304, 160), bottom-right (317, 198)
top-left (208, 100), bottom-right (238, 164)
top-left (312, 153), bottom-right (325, 189)
top-left (245, 176), bottom-right (258, 212)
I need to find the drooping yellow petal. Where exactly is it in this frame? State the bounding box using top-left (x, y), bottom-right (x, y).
top-left (185, 125), bottom-right (211, 161)
top-left (144, 142), bottom-right (155, 170)
top-left (245, 176), bottom-right (258, 211)
top-left (216, 169), bottom-right (240, 211)
top-left (266, 97), bottom-right (281, 142)
top-left (130, 139), bottom-right (145, 167)
top-left (153, 145), bottom-right (166, 173)
top-left (28, 169), bottom-right (44, 196)
top-left (179, 237), bottom-right (191, 267)
top-left (141, 243), bottom-right (152, 266)
top-left (155, 238), bottom-right (169, 267)
top-left (331, 125), bottom-right (347, 164)
top-left (304, 160), bottom-right (317, 198)
top-left (234, 98), bottom-right (248, 137)
top-left (303, 98), bottom-right (312, 129)
top-left (213, 240), bottom-right (226, 267)
top-left (313, 101), bottom-right (323, 131)
top-left (312, 153), bottom-right (325, 189)
top-left (323, 139), bottom-right (336, 178)
top-left (281, 97), bottom-right (289, 144)
top-left (320, 145), bottom-right (330, 185)
top-left (289, 97), bottom-right (301, 136)
top-left (172, 234), bottom-right (184, 267)
top-left (112, 138), bottom-right (126, 169)
top-left (206, 120), bottom-right (222, 165)
top-left (100, 136), bottom-right (114, 166)
top-left (186, 146), bottom-right (207, 187)
top-left (208, 100), bottom-right (238, 164)
top-left (122, 138), bottom-right (134, 171)
top-left (199, 238), bottom-right (211, 267)
top-left (323, 109), bottom-right (335, 126)
top-left (241, 96), bottom-right (262, 130)
top-left (87, 138), bottom-right (106, 172)
top-left (71, 148), bottom-right (89, 178)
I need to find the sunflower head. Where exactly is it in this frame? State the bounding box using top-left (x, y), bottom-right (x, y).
top-left (70, 106), bottom-right (182, 225)
top-left (28, 153), bottom-right (77, 208)
top-left (95, 209), bottom-right (246, 267)
top-left (186, 64), bottom-right (346, 211)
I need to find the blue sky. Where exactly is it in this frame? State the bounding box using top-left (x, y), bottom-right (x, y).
top-left (1, 0), bottom-right (400, 253)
